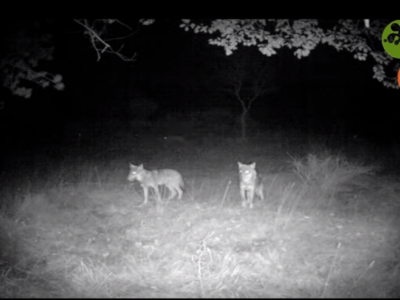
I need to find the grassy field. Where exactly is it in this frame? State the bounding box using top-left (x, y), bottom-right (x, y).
top-left (1, 131), bottom-right (399, 298)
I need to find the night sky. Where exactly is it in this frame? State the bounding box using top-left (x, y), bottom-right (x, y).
top-left (1, 19), bottom-right (398, 160)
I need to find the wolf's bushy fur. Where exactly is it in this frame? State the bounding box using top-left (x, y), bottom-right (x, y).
top-left (238, 162), bottom-right (264, 209)
top-left (128, 163), bottom-right (184, 204)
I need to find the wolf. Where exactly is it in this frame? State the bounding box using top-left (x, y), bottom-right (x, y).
top-left (127, 163), bottom-right (184, 205)
top-left (238, 162), bottom-right (264, 209)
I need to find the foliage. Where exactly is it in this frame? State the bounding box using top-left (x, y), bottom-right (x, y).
top-left (0, 20), bottom-right (64, 99)
top-left (1, 19), bottom-right (398, 100)
top-left (291, 152), bottom-right (377, 197)
top-left (180, 19), bottom-right (399, 89)
top-left (0, 19), bottom-right (153, 99)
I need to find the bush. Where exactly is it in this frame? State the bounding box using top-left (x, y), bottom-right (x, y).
top-left (291, 152), bottom-right (377, 197)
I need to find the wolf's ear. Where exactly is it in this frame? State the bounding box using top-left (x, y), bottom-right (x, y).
top-left (129, 163), bottom-right (134, 167)
top-left (238, 162), bottom-right (242, 167)
top-left (250, 162), bottom-right (256, 168)
top-left (139, 164), bottom-right (144, 169)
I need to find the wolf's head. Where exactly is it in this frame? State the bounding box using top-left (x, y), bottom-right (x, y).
top-left (127, 163), bottom-right (145, 181)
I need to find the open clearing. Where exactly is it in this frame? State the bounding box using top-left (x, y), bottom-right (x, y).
top-left (1, 136), bottom-right (399, 298)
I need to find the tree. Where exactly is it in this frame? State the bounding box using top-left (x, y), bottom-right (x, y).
top-left (0, 19), bottom-right (153, 101)
top-left (206, 47), bottom-right (277, 140)
top-left (0, 20), bottom-right (64, 99)
top-left (1, 19), bottom-right (397, 102)
top-left (180, 19), bottom-right (399, 89)
top-left (73, 19), bottom-right (154, 62)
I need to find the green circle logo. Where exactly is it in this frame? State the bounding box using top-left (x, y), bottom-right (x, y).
top-left (382, 20), bottom-right (400, 59)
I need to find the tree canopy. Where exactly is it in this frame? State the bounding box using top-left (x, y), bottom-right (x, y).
top-left (1, 19), bottom-right (398, 100)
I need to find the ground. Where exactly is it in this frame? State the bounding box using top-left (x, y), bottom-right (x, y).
top-left (0, 133), bottom-right (399, 298)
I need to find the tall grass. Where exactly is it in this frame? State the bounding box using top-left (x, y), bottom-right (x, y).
top-left (291, 152), bottom-right (377, 198)
top-left (0, 131), bottom-right (399, 297)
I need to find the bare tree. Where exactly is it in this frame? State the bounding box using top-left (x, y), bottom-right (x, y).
top-left (73, 19), bottom-right (147, 62)
top-left (211, 47), bottom-right (277, 140)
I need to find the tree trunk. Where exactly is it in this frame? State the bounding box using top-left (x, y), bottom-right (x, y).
top-left (240, 108), bottom-right (248, 141)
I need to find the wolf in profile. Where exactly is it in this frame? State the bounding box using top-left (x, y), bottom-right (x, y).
top-left (238, 162), bottom-right (264, 209)
top-left (127, 163), bottom-right (184, 205)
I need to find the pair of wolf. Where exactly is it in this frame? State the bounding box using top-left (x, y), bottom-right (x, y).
top-left (127, 161), bottom-right (264, 208)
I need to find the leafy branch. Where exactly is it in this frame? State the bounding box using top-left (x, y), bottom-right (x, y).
top-left (181, 19), bottom-right (399, 89)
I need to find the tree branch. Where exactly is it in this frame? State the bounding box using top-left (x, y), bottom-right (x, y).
top-left (74, 19), bottom-right (137, 62)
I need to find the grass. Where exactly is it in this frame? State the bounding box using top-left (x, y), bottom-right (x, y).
top-left (0, 134), bottom-right (399, 297)
top-left (290, 151), bottom-right (378, 201)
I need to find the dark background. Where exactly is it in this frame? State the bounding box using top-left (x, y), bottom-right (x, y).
top-left (0, 19), bottom-right (398, 160)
